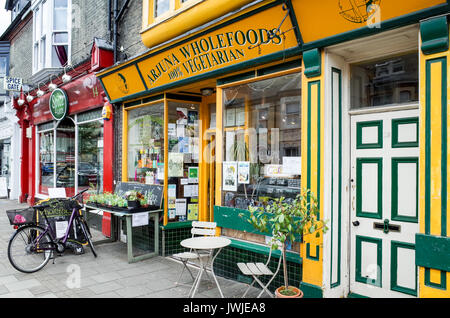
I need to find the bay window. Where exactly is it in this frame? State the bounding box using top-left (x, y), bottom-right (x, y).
top-left (33, 0), bottom-right (70, 73)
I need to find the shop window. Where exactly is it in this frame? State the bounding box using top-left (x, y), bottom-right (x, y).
top-left (350, 53), bottom-right (418, 109)
top-left (167, 101), bottom-right (200, 222)
top-left (127, 103), bottom-right (165, 185)
top-left (55, 118), bottom-right (75, 196)
top-left (0, 42), bottom-right (10, 96)
top-left (38, 128), bottom-right (55, 195)
top-left (221, 72), bottom-right (302, 211)
top-left (78, 119), bottom-right (104, 194)
top-left (33, 0), bottom-right (70, 73)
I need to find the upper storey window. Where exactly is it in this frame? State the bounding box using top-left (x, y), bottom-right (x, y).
top-left (32, 0), bottom-right (70, 74)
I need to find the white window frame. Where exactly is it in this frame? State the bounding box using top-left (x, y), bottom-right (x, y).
top-left (32, 0), bottom-right (72, 74)
top-left (144, 0), bottom-right (203, 28)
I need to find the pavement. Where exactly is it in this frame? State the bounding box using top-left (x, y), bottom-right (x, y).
top-left (0, 199), bottom-right (263, 298)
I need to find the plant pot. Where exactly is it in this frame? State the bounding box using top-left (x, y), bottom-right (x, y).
top-left (275, 286), bottom-right (303, 298)
top-left (127, 200), bottom-right (140, 209)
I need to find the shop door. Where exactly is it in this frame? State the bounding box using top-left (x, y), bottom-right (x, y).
top-left (203, 95), bottom-right (216, 221)
top-left (349, 109), bottom-right (419, 298)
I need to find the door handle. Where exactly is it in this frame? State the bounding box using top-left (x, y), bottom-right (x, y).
top-left (352, 220), bottom-right (360, 226)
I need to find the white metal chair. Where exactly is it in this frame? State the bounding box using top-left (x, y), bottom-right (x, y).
top-left (237, 244), bottom-right (283, 298)
top-left (173, 221), bottom-right (217, 286)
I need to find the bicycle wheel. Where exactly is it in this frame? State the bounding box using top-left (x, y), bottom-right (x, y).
top-left (79, 218), bottom-right (97, 258)
top-left (8, 225), bottom-right (53, 273)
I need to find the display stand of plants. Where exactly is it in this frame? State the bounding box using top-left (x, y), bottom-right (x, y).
top-left (85, 190), bottom-right (151, 212)
top-left (242, 189), bottom-right (328, 298)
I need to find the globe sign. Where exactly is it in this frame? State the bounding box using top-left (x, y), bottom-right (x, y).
top-left (338, 0), bottom-right (381, 24)
top-left (49, 88), bottom-right (69, 121)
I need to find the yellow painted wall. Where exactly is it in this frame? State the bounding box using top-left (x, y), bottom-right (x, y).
top-left (300, 52), bottom-right (325, 288)
top-left (141, 0), bottom-right (258, 48)
top-left (418, 26), bottom-right (450, 298)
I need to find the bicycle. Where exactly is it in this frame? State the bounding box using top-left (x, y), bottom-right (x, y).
top-left (7, 189), bottom-right (97, 273)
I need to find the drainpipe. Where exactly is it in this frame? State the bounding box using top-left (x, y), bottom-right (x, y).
top-left (113, 0), bottom-right (119, 63)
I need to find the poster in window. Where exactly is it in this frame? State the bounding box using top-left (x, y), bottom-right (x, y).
top-left (175, 198), bottom-right (187, 216)
top-left (188, 166), bottom-right (199, 183)
top-left (168, 123), bottom-right (177, 137)
top-left (225, 108), bottom-right (236, 127)
top-left (188, 110), bottom-right (198, 124)
top-left (223, 161), bottom-right (238, 191)
top-left (168, 153), bottom-right (184, 177)
top-left (187, 204), bottom-right (199, 221)
top-left (176, 108), bottom-right (188, 125)
top-left (235, 107), bottom-right (245, 126)
top-left (238, 161), bottom-right (250, 184)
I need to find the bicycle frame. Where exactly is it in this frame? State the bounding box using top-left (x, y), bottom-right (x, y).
top-left (34, 207), bottom-right (81, 251)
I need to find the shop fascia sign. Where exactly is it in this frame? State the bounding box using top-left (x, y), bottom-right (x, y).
top-left (49, 88), bottom-right (69, 121)
top-left (98, 3), bottom-right (298, 102)
top-left (3, 77), bottom-right (23, 91)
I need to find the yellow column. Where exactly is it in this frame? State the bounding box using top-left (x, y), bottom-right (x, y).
top-left (300, 52), bottom-right (325, 290)
top-left (418, 25), bottom-right (450, 298)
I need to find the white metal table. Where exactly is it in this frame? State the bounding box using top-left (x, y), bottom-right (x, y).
top-left (180, 236), bottom-right (231, 298)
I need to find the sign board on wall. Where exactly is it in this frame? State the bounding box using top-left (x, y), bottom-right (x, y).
top-left (3, 77), bottom-right (22, 91)
top-left (98, 3), bottom-right (299, 102)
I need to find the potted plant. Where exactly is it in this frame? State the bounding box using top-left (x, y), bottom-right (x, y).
top-left (125, 190), bottom-right (144, 209)
top-left (243, 189), bottom-right (327, 298)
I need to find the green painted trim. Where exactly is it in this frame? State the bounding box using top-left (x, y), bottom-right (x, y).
top-left (390, 241), bottom-right (417, 296)
top-left (391, 157), bottom-right (419, 223)
top-left (135, 64), bottom-right (149, 91)
top-left (347, 292), bottom-right (369, 298)
top-left (420, 15), bottom-right (449, 55)
top-left (303, 48), bottom-right (321, 78)
top-left (299, 282), bottom-right (323, 298)
top-left (330, 67), bottom-right (342, 289)
top-left (356, 158), bottom-right (383, 219)
top-left (228, 238), bottom-right (302, 265)
top-left (356, 120), bottom-right (383, 149)
top-left (424, 57), bottom-right (447, 236)
top-left (416, 233), bottom-right (450, 272)
top-left (142, 94), bottom-right (165, 104)
top-left (355, 235), bottom-right (382, 287)
top-left (302, 3), bottom-right (450, 51)
top-left (306, 243), bottom-right (319, 261)
top-left (214, 206), bottom-right (302, 241)
top-left (160, 221), bottom-right (192, 230)
top-left (124, 99), bottom-right (141, 108)
top-left (391, 117), bottom-right (419, 148)
top-left (424, 268), bottom-right (447, 290)
top-left (165, 93), bottom-right (202, 102)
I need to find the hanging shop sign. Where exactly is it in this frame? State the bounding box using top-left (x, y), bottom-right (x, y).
top-left (98, 3), bottom-right (299, 103)
top-left (32, 74), bottom-right (105, 125)
top-left (49, 88), bottom-right (69, 121)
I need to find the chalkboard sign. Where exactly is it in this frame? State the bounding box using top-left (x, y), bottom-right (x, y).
top-left (115, 182), bottom-right (164, 209)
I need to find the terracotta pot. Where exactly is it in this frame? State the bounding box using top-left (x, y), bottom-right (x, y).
top-left (275, 286), bottom-right (304, 298)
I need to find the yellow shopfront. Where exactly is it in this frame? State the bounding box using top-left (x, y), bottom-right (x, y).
top-left (97, 0), bottom-right (450, 298)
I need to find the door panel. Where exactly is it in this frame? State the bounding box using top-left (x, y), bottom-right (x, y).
top-left (350, 109), bottom-right (419, 298)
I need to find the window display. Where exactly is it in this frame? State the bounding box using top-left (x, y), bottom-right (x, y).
top-left (221, 72), bottom-right (302, 211)
top-left (127, 103), bottom-right (165, 185)
top-left (39, 128), bottom-right (55, 195)
top-left (167, 101), bottom-right (200, 222)
top-left (78, 120), bottom-right (104, 193)
top-left (350, 53), bottom-right (418, 108)
top-left (55, 118), bottom-right (75, 196)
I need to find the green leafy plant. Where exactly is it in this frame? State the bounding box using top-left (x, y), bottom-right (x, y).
top-left (241, 189), bottom-right (328, 296)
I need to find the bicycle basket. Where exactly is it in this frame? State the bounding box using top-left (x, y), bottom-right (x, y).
top-left (6, 208), bottom-right (37, 226)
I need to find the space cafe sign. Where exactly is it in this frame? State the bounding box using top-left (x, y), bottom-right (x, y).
top-left (3, 77), bottom-right (23, 91)
top-left (49, 88), bottom-right (69, 121)
top-left (98, 3), bottom-right (299, 102)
